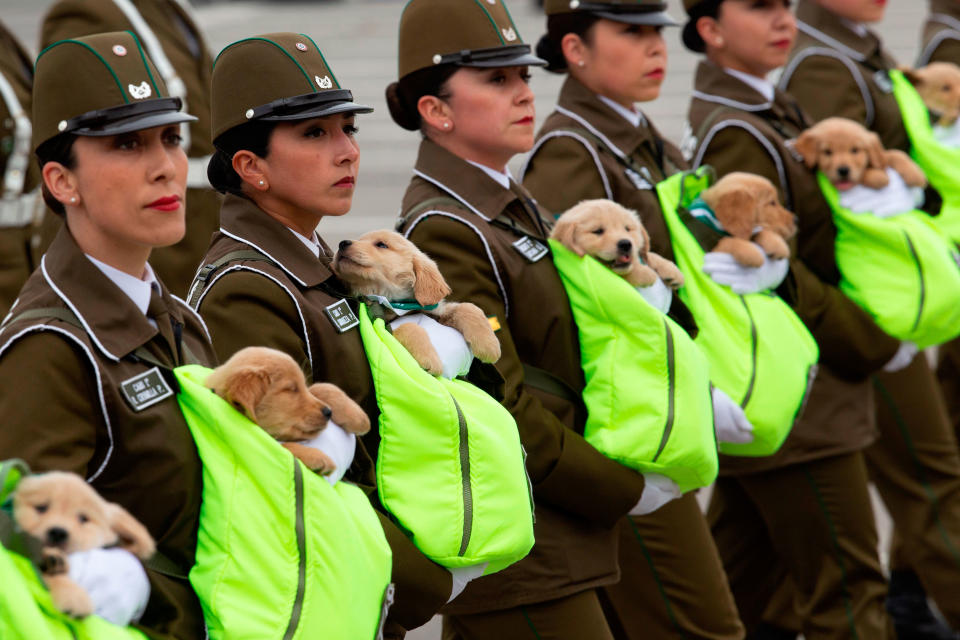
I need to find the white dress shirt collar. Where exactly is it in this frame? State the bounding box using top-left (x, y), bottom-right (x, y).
top-left (723, 67), bottom-right (775, 102)
top-left (597, 94), bottom-right (646, 128)
top-left (85, 254), bottom-right (158, 317)
top-left (840, 18), bottom-right (869, 38)
top-left (287, 227), bottom-right (322, 259)
top-left (465, 159), bottom-right (513, 190)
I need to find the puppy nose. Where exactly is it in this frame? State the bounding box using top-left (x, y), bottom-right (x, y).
top-left (46, 527), bottom-right (68, 546)
top-left (322, 406), bottom-right (332, 419)
top-left (617, 239), bottom-right (632, 253)
top-left (837, 166), bottom-right (850, 178)
top-left (338, 240), bottom-right (352, 251)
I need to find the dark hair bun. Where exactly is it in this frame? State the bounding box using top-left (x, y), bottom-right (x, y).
top-left (385, 81), bottom-right (421, 131)
top-left (536, 33), bottom-right (567, 73)
top-left (206, 149), bottom-right (238, 196)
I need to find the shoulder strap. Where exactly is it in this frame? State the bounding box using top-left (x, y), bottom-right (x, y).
top-left (396, 196), bottom-right (463, 231)
top-left (1, 306), bottom-right (82, 331)
top-left (521, 364), bottom-right (586, 428)
top-left (187, 248), bottom-right (276, 308)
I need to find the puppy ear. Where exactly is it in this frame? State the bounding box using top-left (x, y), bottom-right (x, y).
top-left (710, 188), bottom-right (758, 239)
top-left (106, 503), bottom-right (156, 560)
top-left (866, 132), bottom-right (887, 170)
top-left (793, 131), bottom-right (819, 169)
top-left (220, 367), bottom-right (270, 421)
top-left (638, 225), bottom-right (652, 264)
top-left (549, 216), bottom-right (583, 256)
top-left (412, 253), bottom-right (451, 306)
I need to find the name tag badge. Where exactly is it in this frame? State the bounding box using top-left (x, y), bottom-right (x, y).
top-left (625, 168), bottom-right (654, 190)
top-left (120, 367), bottom-right (173, 412)
top-left (325, 298), bottom-right (359, 333)
top-left (874, 70), bottom-right (894, 94)
top-left (512, 236), bottom-right (549, 263)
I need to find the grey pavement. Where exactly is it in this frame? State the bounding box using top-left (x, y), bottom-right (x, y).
top-left (3, 1), bottom-right (923, 637)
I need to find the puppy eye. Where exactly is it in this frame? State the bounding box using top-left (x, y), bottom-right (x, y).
top-left (591, 228), bottom-right (604, 235)
top-left (823, 149), bottom-right (833, 156)
top-left (625, 226), bottom-right (633, 232)
top-left (78, 513), bottom-right (89, 524)
top-left (35, 504), bottom-right (48, 514)
top-left (944, 85), bottom-right (952, 92)
top-left (286, 384), bottom-right (298, 393)
top-left (375, 241), bottom-right (388, 249)
top-left (851, 147), bottom-right (860, 153)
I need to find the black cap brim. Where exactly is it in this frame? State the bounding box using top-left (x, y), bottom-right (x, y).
top-left (462, 51), bottom-right (548, 69)
top-left (77, 110), bottom-right (197, 136)
top-left (260, 100), bottom-right (374, 121)
top-left (594, 9), bottom-right (679, 26)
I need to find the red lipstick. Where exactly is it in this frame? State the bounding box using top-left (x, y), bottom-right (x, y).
top-left (147, 195), bottom-right (181, 211)
top-left (334, 177), bottom-right (355, 188)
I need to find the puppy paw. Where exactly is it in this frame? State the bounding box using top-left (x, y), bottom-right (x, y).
top-left (884, 150), bottom-right (928, 188)
top-left (715, 237), bottom-right (765, 268)
top-left (753, 229), bottom-right (791, 260)
top-left (392, 323), bottom-right (444, 375)
top-left (46, 576), bottom-right (93, 618)
top-left (283, 442), bottom-right (337, 475)
top-left (646, 253), bottom-right (685, 289)
top-left (863, 167), bottom-right (891, 190)
top-left (625, 264), bottom-right (659, 288)
top-left (308, 383), bottom-right (371, 435)
top-left (440, 303), bottom-right (501, 364)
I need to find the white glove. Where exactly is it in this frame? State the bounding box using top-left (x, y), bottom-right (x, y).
top-left (712, 387), bottom-right (754, 444)
top-left (636, 276), bottom-right (673, 314)
top-left (67, 548), bottom-right (150, 626)
top-left (934, 119), bottom-right (960, 148)
top-left (447, 562), bottom-right (488, 603)
top-left (629, 473), bottom-right (681, 516)
top-left (390, 313), bottom-right (473, 379)
top-left (299, 420), bottom-right (357, 485)
top-left (882, 341), bottom-right (918, 373)
top-left (702, 250), bottom-right (789, 294)
top-left (839, 167), bottom-right (923, 218)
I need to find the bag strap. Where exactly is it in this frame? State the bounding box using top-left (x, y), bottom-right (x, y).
top-left (188, 248), bottom-right (276, 307)
top-left (396, 196), bottom-right (463, 231)
top-left (521, 364), bottom-right (587, 427)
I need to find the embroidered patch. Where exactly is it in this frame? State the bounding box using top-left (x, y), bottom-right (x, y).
top-left (874, 70), bottom-right (893, 94)
top-left (120, 367), bottom-right (173, 412)
top-left (315, 75), bottom-right (333, 89)
top-left (128, 81), bottom-right (152, 100)
top-left (325, 299), bottom-right (359, 333)
top-left (501, 27), bottom-right (518, 42)
top-left (512, 236), bottom-right (549, 262)
top-left (625, 168), bottom-right (653, 190)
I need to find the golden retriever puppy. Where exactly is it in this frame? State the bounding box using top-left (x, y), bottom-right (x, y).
top-left (551, 199), bottom-right (684, 288)
top-left (700, 172), bottom-right (797, 267)
top-left (903, 62), bottom-right (960, 127)
top-left (794, 117), bottom-right (927, 191)
top-left (13, 472), bottom-right (155, 617)
top-left (333, 230), bottom-right (501, 376)
top-left (206, 346), bottom-right (370, 474)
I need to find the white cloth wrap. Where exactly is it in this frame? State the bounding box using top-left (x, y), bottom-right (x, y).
top-left (298, 420), bottom-right (357, 485)
top-left (390, 313), bottom-right (473, 379)
top-left (702, 249), bottom-right (789, 294)
top-left (67, 547), bottom-right (150, 626)
top-left (839, 167), bottom-right (925, 218)
top-left (636, 276), bottom-right (673, 314)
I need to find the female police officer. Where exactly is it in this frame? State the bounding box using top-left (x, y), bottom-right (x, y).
top-left (0, 31), bottom-right (216, 638)
top-left (387, 0), bottom-right (681, 637)
top-left (682, 0), bottom-right (899, 637)
top-left (186, 33), bottom-right (453, 637)
top-left (519, 2), bottom-right (745, 638)
top-left (780, 1), bottom-right (960, 634)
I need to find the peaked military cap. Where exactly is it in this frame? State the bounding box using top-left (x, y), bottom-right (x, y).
top-left (397, 0), bottom-right (545, 80)
top-left (211, 32), bottom-right (373, 140)
top-left (681, 0), bottom-right (724, 53)
top-left (543, 0), bottom-right (678, 26)
top-left (33, 31), bottom-right (195, 150)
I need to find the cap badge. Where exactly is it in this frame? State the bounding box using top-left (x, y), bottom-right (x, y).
top-left (486, 0), bottom-right (495, 4)
top-left (502, 27), bottom-right (517, 42)
top-left (315, 75), bottom-right (333, 89)
top-left (128, 81), bottom-right (152, 100)
top-left (569, 0), bottom-right (580, 8)
top-left (112, 44), bottom-right (128, 57)
top-left (295, 42), bottom-right (308, 51)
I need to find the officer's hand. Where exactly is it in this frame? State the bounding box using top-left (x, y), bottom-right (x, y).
top-left (299, 420), bottom-right (357, 485)
top-left (839, 167), bottom-right (923, 218)
top-left (636, 276), bottom-right (673, 314)
top-left (882, 341), bottom-right (918, 373)
top-left (447, 563), bottom-right (487, 603)
top-left (68, 547), bottom-right (150, 626)
top-left (712, 386), bottom-right (755, 444)
top-left (702, 250), bottom-right (788, 295)
top-left (629, 473), bottom-right (681, 516)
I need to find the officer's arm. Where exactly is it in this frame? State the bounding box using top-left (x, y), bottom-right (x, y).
top-left (698, 127), bottom-right (900, 378)
top-left (781, 54), bottom-right (870, 126)
top-left (407, 214), bottom-right (645, 527)
top-left (521, 135), bottom-right (610, 214)
top-left (196, 270), bottom-right (311, 376)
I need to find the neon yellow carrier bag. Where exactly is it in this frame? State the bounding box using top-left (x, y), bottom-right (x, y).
top-left (357, 305), bottom-right (534, 574)
top-left (889, 69), bottom-right (960, 242)
top-left (658, 169), bottom-right (819, 457)
top-left (0, 459), bottom-right (148, 640)
top-left (816, 173), bottom-right (960, 348)
top-left (175, 366), bottom-right (393, 640)
top-left (549, 237), bottom-right (717, 492)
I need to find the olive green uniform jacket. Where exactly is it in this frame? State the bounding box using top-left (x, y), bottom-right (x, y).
top-left (687, 61), bottom-right (899, 474)
top-left (0, 21), bottom-right (56, 318)
top-left (919, 0), bottom-right (960, 66)
top-left (396, 138), bottom-right (647, 614)
top-left (0, 226), bottom-right (217, 639)
top-left (189, 194), bottom-right (453, 632)
top-left (41, 0), bottom-right (220, 297)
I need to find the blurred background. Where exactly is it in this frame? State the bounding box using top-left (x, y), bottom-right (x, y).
top-left (2, 1), bottom-right (928, 637)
